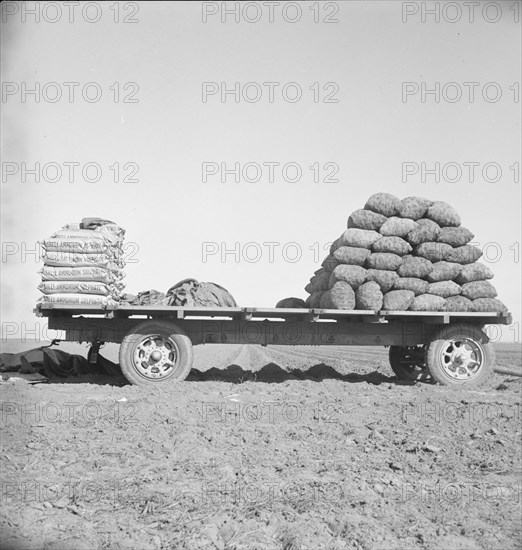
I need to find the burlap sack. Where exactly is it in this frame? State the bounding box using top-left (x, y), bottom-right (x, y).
top-left (382, 290), bottom-right (415, 311)
top-left (426, 201), bottom-right (461, 227)
top-left (321, 255), bottom-right (339, 272)
top-left (355, 281), bottom-right (384, 310)
top-left (347, 209), bottom-right (387, 231)
top-left (380, 217), bottom-right (418, 237)
top-left (414, 242), bottom-right (453, 262)
top-left (427, 281), bottom-right (462, 298)
top-left (461, 281), bottom-right (498, 300)
top-left (409, 294), bottom-right (447, 312)
top-left (364, 193), bottom-right (401, 217)
top-left (305, 294), bottom-right (313, 307)
top-left (337, 228), bottom-right (382, 249)
top-left (366, 253), bottom-right (403, 271)
top-left (455, 262), bottom-right (494, 284)
top-left (310, 271), bottom-right (331, 292)
top-left (276, 297), bottom-right (306, 308)
top-left (397, 256), bottom-right (434, 278)
top-left (304, 282), bottom-right (313, 294)
top-left (392, 277), bottom-right (429, 295)
top-left (426, 261), bottom-right (462, 282)
top-left (366, 269), bottom-right (400, 293)
top-left (333, 246), bottom-right (371, 266)
top-left (329, 265), bottom-right (367, 289)
top-left (472, 298), bottom-right (507, 312)
top-left (445, 295), bottom-right (474, 312)
top-left (372, 236), bottom-right (412, 256)
top-left (321, 282), bottom-right (356, 310)
top-left (406, 218), bottom-right (441, 247)
top-left (397, 196), bottom-right (433, 220)
top-left (319, 291), bottom-right (331, 309)
top-left (446, 245), bottom-right (483, 265)
top-left (310, 291), bottom-right (326, 308)
top-left (329, 237), bottom-right (343, 254)
top-left (437, 226), bottom-right (474, 247)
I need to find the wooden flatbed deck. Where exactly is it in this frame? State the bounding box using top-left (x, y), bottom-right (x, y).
top-left (35, 303), bottom-right (512, 325)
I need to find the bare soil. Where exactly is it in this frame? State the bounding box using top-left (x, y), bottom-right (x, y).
top-left (1, 344), bottom-right (521, 550)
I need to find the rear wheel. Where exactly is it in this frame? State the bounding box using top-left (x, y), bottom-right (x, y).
top-left (119, 320), bottom-right (193, 386)
top-left (425, 324), bottom-right (494, 386)
top-left (389, 345), bottom-right (431, 382)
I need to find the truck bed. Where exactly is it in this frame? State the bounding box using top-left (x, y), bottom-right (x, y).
top-left (35, 303), bottom-right (512, 325)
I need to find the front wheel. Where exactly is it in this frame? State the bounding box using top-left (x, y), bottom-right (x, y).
top-left (389, 345), bottom-right (431, 382)
top-left (425, 325), bottom-right (494, 387)
top-left (119, 320), bottom-right (193, 386)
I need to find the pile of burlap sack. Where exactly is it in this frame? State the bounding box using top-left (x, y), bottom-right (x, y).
top-left (38, 218), bottom-right (125, 307)
top-left (278, 194), bottom-right (507, 312)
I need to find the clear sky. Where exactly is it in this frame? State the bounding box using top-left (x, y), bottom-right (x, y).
top-left (1, 1), bottom-right (521, 343)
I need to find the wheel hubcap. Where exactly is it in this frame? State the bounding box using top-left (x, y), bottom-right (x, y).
top-left (133, 335), bottom-right (179, 380)
top-left (440, 338), bottom-right (483, 380)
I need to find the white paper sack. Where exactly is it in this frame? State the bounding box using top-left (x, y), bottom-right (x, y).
top-left (39, 293), bottom-right (118, 306)
top-left (43, 238), bottom-right (123, 255)
top-left (38, 281), bottom-right (114, 296)
top-left (43, 251), bottom-right (125, 270)
top-left (52, 228), bottom-right (121, 245)
top-left (40, 266), bottom-right (124, 283)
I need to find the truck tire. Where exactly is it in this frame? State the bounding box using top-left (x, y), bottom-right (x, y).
top-left (425, 324), bottom-right (494, 386)
top-left (119, 320), bottom-right (193, 386)
top-left (389, 345), bottom-right (431, 382)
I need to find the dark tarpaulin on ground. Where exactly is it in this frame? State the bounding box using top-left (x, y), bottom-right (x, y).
top-left (0, 345), bottom-right (120, 378)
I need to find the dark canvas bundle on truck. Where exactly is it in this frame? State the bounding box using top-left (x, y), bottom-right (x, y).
top-left (167, 279), bottom-right (237, 307)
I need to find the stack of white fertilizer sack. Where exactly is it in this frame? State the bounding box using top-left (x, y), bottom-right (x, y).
top-left (39, 218), bottom-right (125, 307)
top-left (300, 194), bottom-right (507, 312)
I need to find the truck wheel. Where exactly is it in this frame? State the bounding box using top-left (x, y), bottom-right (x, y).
top-left (389, 345), bottom-right (431, 382)
top-left (119, 320), bottom-right (193, 386)
top-left (425, 325), bottom-right (494, 386)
